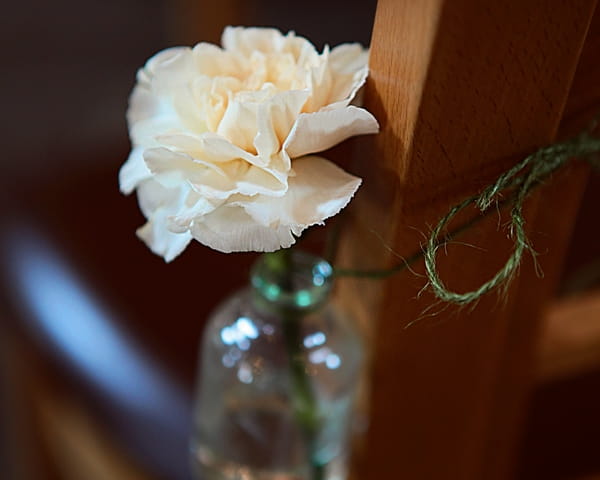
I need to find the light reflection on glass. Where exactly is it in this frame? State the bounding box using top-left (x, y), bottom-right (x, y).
top-left (222, 348), bottom-right (243, 368)
top-left (264, 284), bottom-right (280, 300)
top-left (309, 347), bottom-right (341, 370)
top-left (238, 338), bottom-right (250, 351)
top-left (325, 354), bottom-right (341, 369)
top-left (237, 362), bottom-right (253, 384)
top-left (313, 261), bottom-right (332, 278)
top-left (262, 324), bottom-right (275, 335)
top-left (220, 316), bottom-right (259, 350)
top-left (303, 331), bottom-right (326, 348)
top-left (222, 353), bottom-right (236, 368)
top-left (296, 290), bottom-right (312, 307)
top-left (309, 347), bottom-right (330, 364)
top-left (220, 327), bottom-right (237, 345)
top-left (236, 317), bottom-right (258, 337)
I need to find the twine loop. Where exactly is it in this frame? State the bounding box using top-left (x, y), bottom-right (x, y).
top-left (424, 129), bottom-right (600, 305)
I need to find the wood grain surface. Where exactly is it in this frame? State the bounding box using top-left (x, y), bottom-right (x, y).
top-left (336, 1), bottom-right (598, 479)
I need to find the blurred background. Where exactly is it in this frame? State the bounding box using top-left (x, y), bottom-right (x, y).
top-left (0, 1), bottom-right (377, 479)
top-left (1, 1), bottom-right (599, 479)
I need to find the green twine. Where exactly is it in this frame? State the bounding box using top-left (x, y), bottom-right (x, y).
top-left (334, 124), bottom-right (600, 306)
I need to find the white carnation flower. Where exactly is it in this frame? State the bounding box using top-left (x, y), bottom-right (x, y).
top-left (119, 26), bottom-right (379, 261)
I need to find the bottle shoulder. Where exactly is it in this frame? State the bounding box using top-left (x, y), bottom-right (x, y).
top-left (200, 287), bottom-right (364, 378)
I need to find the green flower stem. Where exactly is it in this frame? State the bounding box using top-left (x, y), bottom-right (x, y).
top-left (281, 309), bottom-right (324, 480)
top-left (266, 249), bottom-right (324, 480)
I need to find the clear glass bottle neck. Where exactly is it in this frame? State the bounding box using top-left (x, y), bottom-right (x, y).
top-left (250, 250), bottom-right (334, 313)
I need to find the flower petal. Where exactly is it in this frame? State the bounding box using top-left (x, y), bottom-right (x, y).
top-left (137, 212), bottom-right (193, 262)
top-left (325, 66), bottom-right (368, 108)
top-left (191, 206), bottom-right (296, 253)
top-left (237, 155), bottom-right (361, 230)
top-left (329, 43), bottom-right (369, 74)
top-left (222, 26), bottom-right (285, 55)
top-left (254, 89), bottom-right (310, 161)
top-left (155, 132), bottom-right (255, 164)
top-left (167, 190), bottom-right (221, 233)
top-left (136, 178), bottom-right (181, 219)
top-left (301, 46), bottom-right (332, 112)
top-left (144, 147), bottom-right (226, 189)
top-left (119, 146), bottom-right (152, 194)
top-left (127, 81), bottom-right (186, 149)
top-left (217, 97), bottom-right (259, 153)
top-left (192, 42), bottom-right (244, 78)
top-left (284, 106), bottom-right (379, 158)
top-left (134, 180), bottom-right (193, 262)
top-left (144, 147), bottom-right (287, 199)
top-left (120, 27), bottom-right (378, 258)
top-left (127, 83), bottom-right (161, 126)
top-left (127, 48), bottom-right (196, 141)
top-left (144, 47), bottom-right (195, 97)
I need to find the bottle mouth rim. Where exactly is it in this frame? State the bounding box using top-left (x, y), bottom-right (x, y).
top-left (250, 250), bottom-right (334, 310)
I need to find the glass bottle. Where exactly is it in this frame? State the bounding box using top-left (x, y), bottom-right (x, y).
top-left (191, 250), bottom-right (364, 480)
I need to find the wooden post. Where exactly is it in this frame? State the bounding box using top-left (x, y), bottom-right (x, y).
top-left (337, 1), bottom-right (598, 479)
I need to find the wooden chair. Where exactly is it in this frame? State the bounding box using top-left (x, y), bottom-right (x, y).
top-left (336, 1), bottom-right (600, 479)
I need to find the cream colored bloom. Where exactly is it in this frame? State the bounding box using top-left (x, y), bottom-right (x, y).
top-left (120, 26), bottom-right (378, 260)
